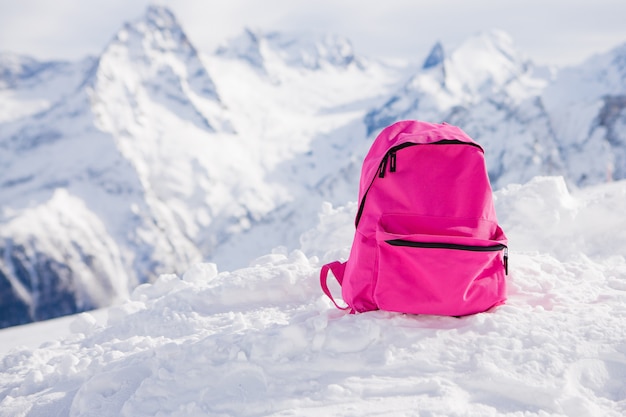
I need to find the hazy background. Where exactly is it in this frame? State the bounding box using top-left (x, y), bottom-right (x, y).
top-left (2, 0), bottom-right (626, 66)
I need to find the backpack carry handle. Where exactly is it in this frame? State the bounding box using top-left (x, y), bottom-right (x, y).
top-left (320, 261), bottom-right (350, 311)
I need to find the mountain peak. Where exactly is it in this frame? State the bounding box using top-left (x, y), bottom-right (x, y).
top-left (441, 29), bottom-right (532, 97)
top-left (144, 4), bottom-right (178, 30)
top-left (112, 4), bottom-right (193, 57)
top-left (450, 29), bottom-right (523, 70)
top-left (217, 28), bottom-right (359, 71)
top-left (91, 5), bottom-right (225, 133)
top-left (266, 31), bottom-right (357, 69)
top-left (215, 28), bottom-right (265, 69)
top-left (422, 41), bottom-right (444, 69)
top-left (364, 29), bottom-right (539, 136)
top-left (475, 29), bottom-right (515, 49)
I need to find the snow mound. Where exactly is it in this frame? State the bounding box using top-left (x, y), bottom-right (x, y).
top-left (216, 28), bottom-right (359, 72)
top-left (0, 176), bottom-right (625, 416)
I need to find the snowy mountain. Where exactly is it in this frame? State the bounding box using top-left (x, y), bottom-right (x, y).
top-left (0, 53), bottom-right (95, 122)
top-left (542, 42), bottom-right (626, 185)
top-left (1, 6), bottom-right (625, 329)
top-left (365, 29), bottom-right (626, 189)
top-left (365, 30), bottom-right (561, 189)
top-left (215, 28), bottom-right (362, 73)
top-left (0, 6), bottom-right (403, 328)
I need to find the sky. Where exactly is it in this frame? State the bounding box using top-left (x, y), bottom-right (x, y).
top-left (1, 0), bottom-right (626, 67)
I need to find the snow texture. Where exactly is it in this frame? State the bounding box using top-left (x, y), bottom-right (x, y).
top-left (0, 176), bottom-right (625, 416)
top-left (0, 5), bottom-right (405, 328)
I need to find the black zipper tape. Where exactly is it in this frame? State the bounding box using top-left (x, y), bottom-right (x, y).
top-left (386, 240), bottom-right (506, 251)
top-left (355, 140), bottom-right (482, 227)
top-left (386, 239), bottom-right (508, 274)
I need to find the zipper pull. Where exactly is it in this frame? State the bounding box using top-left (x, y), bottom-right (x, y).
top-left (503, 247), bottom-right (509, 275)
top-left (378, 154), bottom-right (389, 178)
top-left (389, 151), bottom-right (397, 173)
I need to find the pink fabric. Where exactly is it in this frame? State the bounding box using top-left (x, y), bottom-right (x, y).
top-left (321, 120), bottom-right (508, 316)
top-left (320, 261), bottom-right (349, 310)
top-left (358, 121), bottom-right (481, 201)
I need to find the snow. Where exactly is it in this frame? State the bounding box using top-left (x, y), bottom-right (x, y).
top-left (0, 6), bottom-right (408, 328)
top-left (1, 176), bottom-right (625, 416)
top-left (1, 7), bottom-right (625, 413)
top-left (0, 54), bottom-right (95, 123)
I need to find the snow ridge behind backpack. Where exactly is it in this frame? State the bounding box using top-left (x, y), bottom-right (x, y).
top-left (320, 120), bottom-right (508, 316)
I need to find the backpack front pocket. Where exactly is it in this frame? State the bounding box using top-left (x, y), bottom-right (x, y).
top-left (374, 229), bottom-right (507, 316)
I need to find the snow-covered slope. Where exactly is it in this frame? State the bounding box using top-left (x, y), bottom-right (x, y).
top-left (542, 42), bottom-right (626, 186)
top-left (0, 53), bottom-right (95, 123)
top-left (0, 6), bottom-right (404, 328)
top-left (365, 30), bottom-right (562, 189)
top-left (365, 30), bottom-right (626, 189)
top-left (204, 27), bottom-right (405, 269)
top-left (0, 6), bottom-right (218, 328)
top-left (0, 176), bottom-right (624, 416)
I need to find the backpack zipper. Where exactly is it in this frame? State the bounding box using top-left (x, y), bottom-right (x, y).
top-left (356, 140), bottom-right (483, 226)
top-left (386, 239), bottom-right (508, 274)
top-left (378, 142), bottom-right (416, 178)
top-left (389, 151), bottom-right (397, 173)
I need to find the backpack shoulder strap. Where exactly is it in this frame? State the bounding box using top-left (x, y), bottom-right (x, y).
top-left (320, 261), bottom-right (350, 310)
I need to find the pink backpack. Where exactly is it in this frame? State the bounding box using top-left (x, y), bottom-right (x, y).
top-left (320, 120), bottom-right (508, 316)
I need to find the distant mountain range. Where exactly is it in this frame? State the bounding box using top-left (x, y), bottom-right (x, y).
top-left (1, 5), bottom-right (625, 328)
